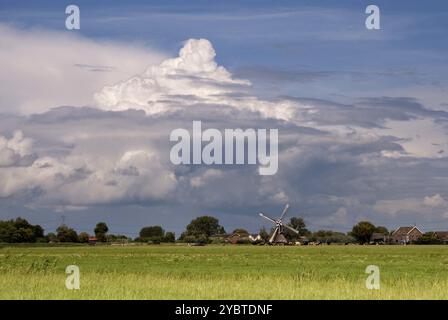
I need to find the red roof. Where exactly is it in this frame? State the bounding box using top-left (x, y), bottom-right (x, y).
top-left (435, 231), bottom-right (448, 240)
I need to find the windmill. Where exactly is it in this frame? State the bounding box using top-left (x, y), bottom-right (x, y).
top-left (259, 204), bottom-right (299, 244)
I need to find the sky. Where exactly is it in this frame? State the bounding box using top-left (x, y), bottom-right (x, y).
top-left (0, 0), bottom-right (448, 237)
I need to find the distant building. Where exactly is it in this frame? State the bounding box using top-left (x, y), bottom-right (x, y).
top-left (434, 231), bottom-right (448, 244)
top-left (224, 232), bottom-right (263, 244)
top-left (248, 234), bottom-right (262, 242)
top-left (88, 236), bottom-right (97, 245)
top-left (298, 236), bottom-right (309, 245)
top-left (225, 232), bottom-right (250, 244)
top-left (391, 226), bottom-right (423, 244)
top-left (370, 232), bottom-right (386, 244)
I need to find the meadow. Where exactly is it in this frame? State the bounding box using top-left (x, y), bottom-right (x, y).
top-left (0, 244), bottom-right (447, 299)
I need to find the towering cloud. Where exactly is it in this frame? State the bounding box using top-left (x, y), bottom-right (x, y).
top-left (95, 39), bottom-right (249, 112)
top-left (95, 39), bottom-right (297, 121)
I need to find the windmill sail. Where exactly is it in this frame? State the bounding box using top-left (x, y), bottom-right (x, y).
top-left (279, 203), bottom-right (290, 220)
top-left (283, 224), bottom-right (299, 234)
top-left (258, 204), bottom-right (298, 244)
top-left (269, 227), bottom-right (279, 243)
top-left (259, 213), bottom-right (276, 224)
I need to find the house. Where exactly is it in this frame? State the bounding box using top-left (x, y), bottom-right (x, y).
top-left (225, 232), bottom-right (264, 244)
top-left (390, 226), bottom-right (423, 244)
top-left (434, 231), bottom-right (448, 244)
top-left (370, 232), bottom-right (386, 244)
top-left (294, 236), bottom-right (309, 245)
top-left (248, 234), bottom-right (262, 242)
top-left (299, 237), bottom-right (309, 245)
top-left (225, 232), bottom-right (250, 244)
top-left (88, 236), bottom-right (97, 245)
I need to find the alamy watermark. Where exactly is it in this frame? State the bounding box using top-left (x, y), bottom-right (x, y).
top-left (65, 5), bottom-right (80, 30)
top-left (365, 265), bottom-right (380, 290)
top-left (65, 265), bottom-right (80, 290)
top-left (170, 121), bottom-right (278, 175)
top-left (365, 5), bottom-right (380, 30)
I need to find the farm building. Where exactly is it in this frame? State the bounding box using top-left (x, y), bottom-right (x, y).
top-left (248, 234), bottom-right (262, 242)
top-left (225, 231), bottom-right (263, 244)
top-left (434, 231), bottom-right (448, 244)
top-left (390, 226), bottom-right (423, 244)
top-left (88, 236), bottom-right (97, 245)
top-left (225, 232), bottom-right (250, 244)
top-left (370, 232), bottom-right (386, 244)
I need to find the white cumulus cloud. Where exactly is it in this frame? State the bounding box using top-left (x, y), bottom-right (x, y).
top-left (95, 38), bottom-right (297, 121)
top-left (0, 131), bottom-right (36, 167)
top-left (0, 129), bottom-right (176, 206)
top-left (423, 194), bottom-right (448, 208)
top-left (0, 24), bottom-right (166, 114)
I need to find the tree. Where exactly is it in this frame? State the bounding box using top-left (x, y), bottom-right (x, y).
top-left (180, 216), bottom-right (225, 242)
top-left (284, 217), bottom-right (310, 241)
top-left (13, 217), bottom-right (32, 229)
top-left (0, 218), bottom-right (45, 243)
top-left (94, 222), bottom-right (109, 242)
top-left (56, 225), bottom-right (79, 243)
top-left (163, 232), bottom-right (176, 243)
top-left (78, 232), bottom-right (90, 243)
top-left (350, 221), bottom-right (376, 244)
top-left (12, 228), bottom-right (34, 243)
top-left (140, 226), bottom-right (164, 238)
top-left (375, 226), bottom-right (389, 235)
top-left (0, 221), bottom-right (16, 243)
top-left (46, 232), bottom-right (58, 243)
top-left (289, 217), bottom-right (310, 235)
top-left (32, 225), bottom-right (45, 239)
top-left (259, 227), bottom-right (270, 242)
top-left (415, 232), bottom-right (442, 245)
top-left (137, 226), bottom-right (165, 243)
top-left (107, 234), bottom-right (130, 242)
top-left (310, 230), bottom-right (355, 244)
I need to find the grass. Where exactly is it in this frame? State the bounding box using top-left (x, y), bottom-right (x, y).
top-left (0, 244), bottom-right (447, 299)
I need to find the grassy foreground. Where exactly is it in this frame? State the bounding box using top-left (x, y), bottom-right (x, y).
top-left (0, 244), bottom-right (447, 299)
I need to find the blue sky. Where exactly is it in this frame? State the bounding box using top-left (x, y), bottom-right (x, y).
top-left (1, 0), bottom-right (448, 106)
top-left (2, 0), bottom-right (447, 96)
top-left (1, 1), bottom-right (448, 237)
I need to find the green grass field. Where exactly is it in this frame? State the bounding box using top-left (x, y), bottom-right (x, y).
top-left (0, 244), bottom-right (447, 299)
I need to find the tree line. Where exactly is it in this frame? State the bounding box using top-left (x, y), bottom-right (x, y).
top-left (0, 216), bottom-right (444, 245)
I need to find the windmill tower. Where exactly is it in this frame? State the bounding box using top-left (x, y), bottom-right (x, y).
top-left (259, 204), bottom-right (299, 244)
